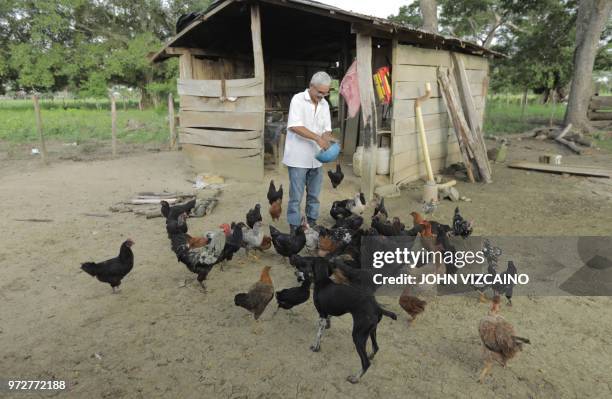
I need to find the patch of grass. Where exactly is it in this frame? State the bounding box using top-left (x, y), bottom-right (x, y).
top-left (483, 95), bottom-right (566, 136)
top-left (0, 99), bottom-right (169, 144)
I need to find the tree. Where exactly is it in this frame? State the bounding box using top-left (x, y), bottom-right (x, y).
top-left (419, 0), bottom-right (438, 33)
top-left (564, 0), bottom-right (612, 131)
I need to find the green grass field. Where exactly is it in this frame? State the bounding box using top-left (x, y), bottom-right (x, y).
top-left (483, 94), bottom-right (566, 135)
top-left (0, 95), bottom-right (608, 150)
top-left (0, 99), bottom-right (169, 144)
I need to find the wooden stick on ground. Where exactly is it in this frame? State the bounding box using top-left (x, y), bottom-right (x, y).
top-left (554, 123), bottom-right (581, 154)
top-left (32, 95), bottom-right (48, 164)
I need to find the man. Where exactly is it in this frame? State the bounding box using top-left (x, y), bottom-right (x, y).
top-left (283, 71), bottom-right (335, 233)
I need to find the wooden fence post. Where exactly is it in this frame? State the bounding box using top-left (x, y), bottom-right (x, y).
top-left (168, 93), bottom-right (176, 150)
top-left (520, 88), bottom-right (528, 120)
top-left (111, 94), bottom-right (117, 157)
top-left (32, 95), bottom-right (48, 164)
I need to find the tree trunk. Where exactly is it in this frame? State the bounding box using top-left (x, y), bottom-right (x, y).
top-left (563, 0), bottom-right (612, 131)
top-left (520, 88), bottom-right (528, 121)
top-left (419, 0), bottom-right (438, 33)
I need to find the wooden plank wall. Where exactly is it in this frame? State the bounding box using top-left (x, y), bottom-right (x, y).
top-left (390, 44), bottom-right (489, 184)
top-left (175, 6), bottom-right (265, 181)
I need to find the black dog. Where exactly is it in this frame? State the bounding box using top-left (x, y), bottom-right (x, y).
top-left (300, 256), bottom-right (397, 384)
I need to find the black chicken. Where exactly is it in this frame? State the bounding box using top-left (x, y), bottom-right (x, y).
top-left (453, 207), bottom-right (473, 238)
top-left (330, 200), bottom-right (352, 220)
top-left (267, 180), bottom-right (283, 204)
top-left (327, 161), bottom-right (344, 189)
top-left (81, 239), bottom-right (135, 293)
top-left (275, 278), bottom-right (311, 312)
top-left (371, 216), bottom-right (404, 236)
top-left (246, 204), bottom-right (262, 229)
top-left (161, 199), bottom-right (196, 221)
top-left (217, 222), bottom-right (244, 269)
top-left (270, 224), bottom-right (306, 258)
top-left (490, 261), bottom-right (518, 306)
top-left (373, 197), bottom-right (388, 221)
top-left (166, 212), bottom-right (189, 237)
top-left (333, 214), bottom-right (364, 231)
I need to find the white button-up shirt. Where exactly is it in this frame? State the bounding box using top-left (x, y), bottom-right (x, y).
top-left (283, 89), bottom-right (332, 169)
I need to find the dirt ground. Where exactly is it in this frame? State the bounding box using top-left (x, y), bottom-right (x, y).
top-left (1, 138), bottom-right (612, 399)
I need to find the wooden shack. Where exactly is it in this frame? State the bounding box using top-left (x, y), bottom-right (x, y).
top-left (151, 0), bottom-right (501, 199)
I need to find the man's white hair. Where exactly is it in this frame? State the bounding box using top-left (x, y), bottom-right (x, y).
top-left (310, 71), bottom-right (332, 87)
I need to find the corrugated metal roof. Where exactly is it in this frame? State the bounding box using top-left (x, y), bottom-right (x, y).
top-left (151, 0), bottom-right (503, 62)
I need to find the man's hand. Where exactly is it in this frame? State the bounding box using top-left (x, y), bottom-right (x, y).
top-left (317, 136), bottom-right (331, 150)
top-left (322, 132), bottom-right (337, 143)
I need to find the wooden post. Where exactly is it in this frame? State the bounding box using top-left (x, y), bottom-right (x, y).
top-left (32, 95), bottom-right (48, 164)
top-left (415, 83), bottom-right (435, 182)
top-left (250, 3), bottom-right (265, 180)
top-left (549, 90), bottom-right (557, 127)
top-left (168, 93), bottom-right (176, 150)
top-left (520, 88), bottom-right (528, 120)
top-left (111, 94), bottom-right (117, 157)
top-left (356, 33), bottom-right (377, 202)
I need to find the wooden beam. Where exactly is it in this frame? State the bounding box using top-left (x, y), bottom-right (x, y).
top-left (177, 78), bottom-right (263, 97)
top-left (356, 33), bottom-right (377, 201)
top-left (589, 96), bottom-right (612, 110)
top-left (179, 54), bottom-right (193, 79)
top-left (32, 95), bottom-right (48, 164)
top-left (179, 110), bottom-right (263, 130)
top-left (394, 45), bottom-right (451, 67)
top-left (250, 3), bottom-right (265, 178)
top-left (168, 93), bottom-right (177, 150)
top-left (508, 162), bottom-right (611, 178)
top-left (179, 129), bottom-right (261, 149)
top-left (180, 95), bottom-right (264, 113)
top-left (111, 95), bottom-right (117, 157)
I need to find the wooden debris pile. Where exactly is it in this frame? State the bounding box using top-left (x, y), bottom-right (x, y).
top-left (109, 191), bottom-right (221, 218)
top-left (523, 123), bottom-right (593, 155)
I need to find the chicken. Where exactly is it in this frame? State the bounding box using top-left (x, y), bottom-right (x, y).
top-left (216, 222), bottom-right (244, 270)
top-left (373, 197), bottom-right (388, 222)
top-left (410, 211), bottom-right (426, 227)
top-left (161, 199), bottom-right (196, 221)
top-left (333, 214), bottom-right (364, 231)
top-left (267, 180), bottom-right (283, 205)
top-left (259, 235), bottom-right (272, 251)
top-left (169, 228), bottom-right (226, 290)
top-left (422, 199), bottom-right (437, 216)
top-left (269, 200), bottom-right (282, 222)
top-left (246, 204), bottom-right (262, 229)
top-left (327, 161), bottom-right (344, 188)
top-left (166, 212), bottom-right (189, 236)
top-left (371, 215), bottom-right (404, 236)
top-left (316, 226), bottom-right (353, 257)
top-left (269, 222), bottom-right (306, 259)
top-left (240, 221), bottom-right (265, 259)
top-left (398, 286), bottom-right (426, 324)
top-left (186, 234), bottom-right (208, 249)
top-left (490, 261), bottom-right (518, 306)
top-left (453, 207), bottom-right (473, 239)
top-left (234, 266), bottom-right (275, 328)
top-left (478, 295), bottom-right (530, 383)
top-left (81, 239), bottom-right (135, 294)
top-left (330, 193), bottom-right (366, 219)
top-left (275, 278), bottom-right (311, 312)
top-left (303, 221), bottom-right (320, 255)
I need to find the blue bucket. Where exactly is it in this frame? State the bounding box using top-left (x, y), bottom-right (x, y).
top-left (315, 142), bottom-right (340, 163)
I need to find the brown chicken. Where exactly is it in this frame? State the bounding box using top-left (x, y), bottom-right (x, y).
top-left (186, 234), bottom-right (208, 249)
top-left (269, 200), bottom-right (282, 222)
top-left (398, 286), bottom-right (427, 324)
top-left (317, 231), bottom-right (340, 257)
top-left (259, 235), bottom-right (272, 251)
top-left (410, 211), bottom-right (427, 227)
top-left (234, 266), bottom-right (274, 328)
top-left (478, 295), bottom-right (530, 383)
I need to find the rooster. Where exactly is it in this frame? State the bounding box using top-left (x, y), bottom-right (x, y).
top-left (478, 295), bottom-right (530, 383)
top-left (330, 193), bottom-right (366, 220)
top-left (216, 223), bottom-right (244, 270)
top-left (327, 160), bottom-right (344, 188)
top-left (81, 239), bottom-right (135, 294)
top-left (235, 266), bottom-right (275, 333)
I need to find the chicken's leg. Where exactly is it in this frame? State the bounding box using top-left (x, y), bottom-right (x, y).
top-left (112, 286), bottom-right (121, 294)
top-left (479, 291), bottom-right (489, 303)
top-left (478, 359), bottom-right (494, 383)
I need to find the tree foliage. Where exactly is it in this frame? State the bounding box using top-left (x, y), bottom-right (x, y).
top-left (0, 0), bottom-right (212, 100)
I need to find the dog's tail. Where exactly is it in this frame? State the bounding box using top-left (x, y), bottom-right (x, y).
top-left (380, 307), bottom-right (397, 321)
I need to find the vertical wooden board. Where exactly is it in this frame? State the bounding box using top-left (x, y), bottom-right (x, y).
top-left (356, 33), bottom-right (377, 201)
top-left (250, 3), bottom-right (265, 176)
top-left (343, 113), bottom-right (360, 154)
top-left (395, 45), bottom-right (451, 67)
top-left (179, 54), bottom-right (193, 79)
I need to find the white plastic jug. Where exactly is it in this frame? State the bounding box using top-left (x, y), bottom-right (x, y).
top-left (353, 146), bottom-right (364, 177)
top-left (376, 146), bottom-right (390, 175)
